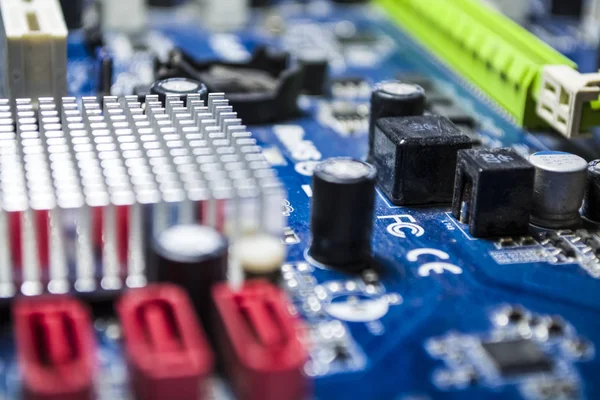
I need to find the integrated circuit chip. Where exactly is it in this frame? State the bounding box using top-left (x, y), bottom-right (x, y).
top-left (482, 339), bottom-right (554, 376)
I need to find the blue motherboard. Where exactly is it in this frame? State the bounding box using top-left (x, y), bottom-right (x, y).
top-left (2, 1), bottom-right (600, 399)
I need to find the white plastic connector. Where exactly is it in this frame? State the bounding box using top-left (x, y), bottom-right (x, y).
top-left (101, 0), bottom-right (147, 34)
top-left (200, 0), bottom-right (249, 32)
top-left (584, 0), bottom-right (600, 39)
top-left (537, 65), bottom-right (600, 139)
top-left (0, 0), bottom-right (67, 101)
top-left (482, 0), bottom-right (530, 23)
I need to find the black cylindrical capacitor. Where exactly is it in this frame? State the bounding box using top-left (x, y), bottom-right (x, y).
top-left (152, 224), bottom-right (228, 327)
top-left (96, 48), bottom-right (114, 96)
top-left (583, 160), bottom-right (600, 222)
top-left (333, 0), bottom-right (370, 3)
top-left (310, 158), bottom-right (377, 271)
top-left (298, 48), bottom-right (329, 96)
top-left (60, 0), bottom-right (84, 29)
top-left (251, 0), bottom-right (272, 6)
top-left (150, 77), bottom-right (208, 105)
top-left (551, 0), bottom-right (583, 17)
top-left (369, 80), bottom-right (426, 157)
top-left (148, 0), bottom-right (185, 7)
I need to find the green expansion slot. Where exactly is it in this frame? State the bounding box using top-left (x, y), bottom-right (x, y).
top-left (377, 0), bottom-right (600, 138)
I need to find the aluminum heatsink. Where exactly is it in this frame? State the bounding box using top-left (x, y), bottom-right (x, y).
top-left (0, 93), bottom-right (284, 298)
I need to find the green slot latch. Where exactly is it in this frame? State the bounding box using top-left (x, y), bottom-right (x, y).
top-left (377, 0), bottom-right (600, 138)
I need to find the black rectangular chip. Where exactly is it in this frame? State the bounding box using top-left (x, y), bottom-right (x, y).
top-left (482, 339), bottom-right (554, 376)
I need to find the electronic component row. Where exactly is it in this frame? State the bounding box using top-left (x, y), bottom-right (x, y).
top-left (13, 282), bottom-right (309, 400)
top-left (376, 0), bottom-right (600, 139)
top-left (306, 78), bottom-right (600, 276)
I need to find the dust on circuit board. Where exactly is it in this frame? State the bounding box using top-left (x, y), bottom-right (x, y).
top-left (53, 4), bottom-right (600, 400)
top-left (2, 0), bottom-right (600, 399)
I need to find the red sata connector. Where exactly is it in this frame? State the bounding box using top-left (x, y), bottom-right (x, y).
top-left (212, 280), bottom-right (310, 400)
top-left (117, 284), bottom-right (213, 400)
top-left (13, 296), bottom-right (96, 400)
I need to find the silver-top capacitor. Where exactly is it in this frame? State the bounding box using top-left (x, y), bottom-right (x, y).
top-left (529, 151), bottom-right (588, 228)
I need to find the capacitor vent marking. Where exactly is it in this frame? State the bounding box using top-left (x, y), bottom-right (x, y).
top-left (529, 151), bottom-right (588, 229)
top-left (0, 94), bottom-right (284, 298)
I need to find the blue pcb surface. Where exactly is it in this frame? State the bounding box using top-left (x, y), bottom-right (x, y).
top-left (4, 2), bottom-right (600, 400)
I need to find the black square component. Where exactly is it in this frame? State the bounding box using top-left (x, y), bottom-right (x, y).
top-left (372, 116), bottom-right (472, 205)
top-left (452, 148), bottom-right (535, 237)
top-left (481, 339), bottom-right (553, 377)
